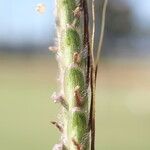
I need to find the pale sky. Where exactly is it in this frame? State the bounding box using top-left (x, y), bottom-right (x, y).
top-left (0, 0), bottom-right (150, 44)
top-left (0, 0), bottom-right (55, 44)
top-left (127, 0), bottom-right (150, 28)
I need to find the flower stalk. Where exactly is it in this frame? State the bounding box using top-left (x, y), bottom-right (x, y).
top-left (52, 0), bottom-right (108, 149)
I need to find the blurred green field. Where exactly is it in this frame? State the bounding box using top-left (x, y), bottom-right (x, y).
top-left (0, 54), bottom-right (150, 150)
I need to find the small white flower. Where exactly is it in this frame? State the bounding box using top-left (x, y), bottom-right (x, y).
top-left (36, 3), bottom-right (46, 14)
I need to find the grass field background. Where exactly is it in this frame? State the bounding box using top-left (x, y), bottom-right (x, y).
top-left (0, 54), bottom-right (150, 150)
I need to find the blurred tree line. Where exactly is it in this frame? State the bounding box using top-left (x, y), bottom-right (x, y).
top-left (94, 0), bottom-right (133, 36)
top-left (105, 0), bottom-right (133, 37)
top-left (94, 0), bottom-right (138, 56)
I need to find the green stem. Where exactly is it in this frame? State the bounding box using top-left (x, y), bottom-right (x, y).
top-left (54, 0), bottom-right (90, 149)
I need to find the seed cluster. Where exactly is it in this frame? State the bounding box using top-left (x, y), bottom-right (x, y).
top-left (51, 0), bottom-right (90, 150)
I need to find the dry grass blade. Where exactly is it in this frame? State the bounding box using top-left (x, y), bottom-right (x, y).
top-left (95, 0), bottom-right (108, 80)
top-left (91, 0), bottom-right (95, 61)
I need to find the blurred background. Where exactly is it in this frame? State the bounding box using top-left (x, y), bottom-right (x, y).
top-left (0, 0), bottom-right (150, 149)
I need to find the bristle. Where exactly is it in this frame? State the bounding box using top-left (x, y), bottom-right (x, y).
top-left (51, 121), bottom-right (63, 133)
top-left (49, 46), bottom-right (58, 52)
top-left (74, 86), bottom-right (83, 107)
top-left (52, 143), bottom-right (67, 150)
top-left (51, 92), bottom-right (68, 110)
top-left (72, 138), bottom-right (82, 150)
top-left (73, 7), bottom-right (82, 18)
top-left (73, 52), bottom-right (81, 64)
top-left (51, 92), bottom-right (63, 103)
